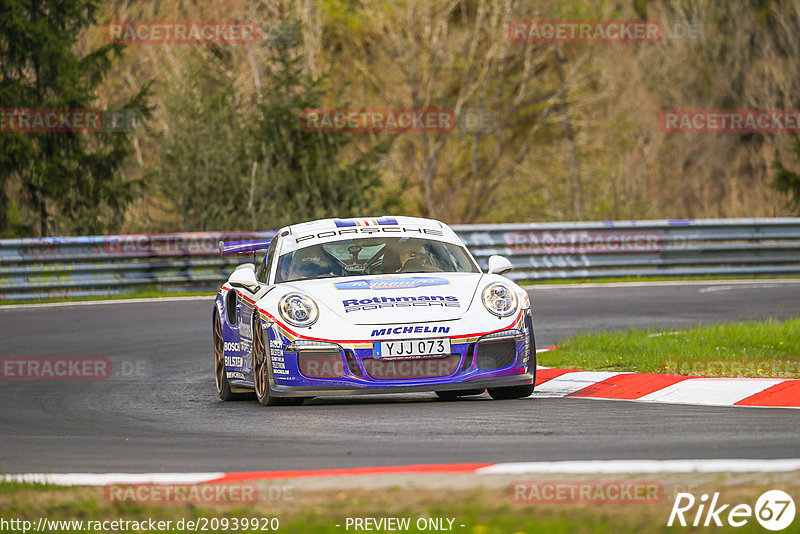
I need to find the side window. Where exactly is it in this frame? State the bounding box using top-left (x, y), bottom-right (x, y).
top-left (255, 252), bottom-right (267, 283)
top-left (257, 237), bottom-right (279, 283)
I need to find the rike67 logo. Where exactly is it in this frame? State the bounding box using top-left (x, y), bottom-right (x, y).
top-left (668, 490), bottom-right (795, 531)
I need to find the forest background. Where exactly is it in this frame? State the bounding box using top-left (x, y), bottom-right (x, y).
top-left (2, 0), bottom-right (800, 237)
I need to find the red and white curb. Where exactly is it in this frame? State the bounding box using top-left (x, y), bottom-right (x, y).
top-left (5, 459), bottom-right (800, 486)
top-left (533, 367), bottom-right (800, 408)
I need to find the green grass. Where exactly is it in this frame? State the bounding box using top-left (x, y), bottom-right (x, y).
top-left (542, 318), bottom-right (800, 377)
top-left (0, 481), bottom-right (790, 533)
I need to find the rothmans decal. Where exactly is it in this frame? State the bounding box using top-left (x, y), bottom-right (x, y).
top-left (343, 295), bottom-right (459, 313)
top-left (334, 277), bottom-right (450, 290)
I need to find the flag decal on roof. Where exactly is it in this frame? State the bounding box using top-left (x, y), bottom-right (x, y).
top-left (334, 217), bottom-right (398, 228)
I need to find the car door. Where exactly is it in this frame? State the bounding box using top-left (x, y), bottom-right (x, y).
top-left (240, 235), bottom-right (280, 380)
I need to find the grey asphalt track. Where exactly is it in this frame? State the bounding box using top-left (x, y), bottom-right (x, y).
top-left (0, 281), bottom-right (798, 473)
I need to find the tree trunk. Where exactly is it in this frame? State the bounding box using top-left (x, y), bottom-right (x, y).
top-left (554, 50), bottom-right (582, 220)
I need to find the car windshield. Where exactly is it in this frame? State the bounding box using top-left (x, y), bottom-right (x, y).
top-left (275, 237), bottom-right (480, 283)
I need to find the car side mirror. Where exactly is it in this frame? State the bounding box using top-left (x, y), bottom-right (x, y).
top-left (229, 264), bottom-right (260, 291)
top-left (487, 255), bottom-right (513, 275)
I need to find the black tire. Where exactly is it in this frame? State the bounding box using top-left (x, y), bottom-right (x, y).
top-left (252, 318), bottom-right (292, 406)
top-left (435, 389), bottom-right (486, 400)
top-left (487, 384), bottom-right (534, 400)
top-left (213, 311), bottom-right (252, 401)
top-left (487, 328), bottom-right (537, 400)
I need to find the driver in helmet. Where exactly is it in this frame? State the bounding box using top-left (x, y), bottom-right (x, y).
top-left (285, 247), bottom-right (339, 280)
top-left (395, 239), bottom-right (429, 272)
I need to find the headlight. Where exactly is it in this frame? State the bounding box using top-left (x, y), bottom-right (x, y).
top-left (278, 293), bottom-right (319, 327)
top-left (482, 282), bottom-right (518, 317)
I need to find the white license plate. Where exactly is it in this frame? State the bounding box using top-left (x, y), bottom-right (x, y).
top-left (374, 338), bottom-right (451, 359)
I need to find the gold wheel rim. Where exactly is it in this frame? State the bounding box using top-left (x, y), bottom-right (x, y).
top-left (253, 323), bottom-right (267, 398)
top-left (213, 314), bottom-right (225, 393)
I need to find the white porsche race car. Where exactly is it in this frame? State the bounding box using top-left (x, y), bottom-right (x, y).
top-left (213, 216), bottom-right (536, 405)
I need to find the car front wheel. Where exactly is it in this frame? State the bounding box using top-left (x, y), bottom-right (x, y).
top-left (252, 319), bottom-right (293, 406)
top-left (487, 330), bottom-right (537, 400)
top-left (213, 310), bottom-right (251, 401)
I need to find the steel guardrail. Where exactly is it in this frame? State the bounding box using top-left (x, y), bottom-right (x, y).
top-left (1, 218), bottom-right (798, 300)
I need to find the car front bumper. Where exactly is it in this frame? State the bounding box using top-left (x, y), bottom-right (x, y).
top-left (267, 371), bottom-right (535, 397)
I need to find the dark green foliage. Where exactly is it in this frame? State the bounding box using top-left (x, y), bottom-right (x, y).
top-left (154, 56), bottom-right (249, 231)
top-left (154, 19), bottom-right (388, 232)
top-left (247, 21), bottom-right (388, 229)
top-left (773, 138), bottom-right (800, 214)
top-left (0, 0), bottom-right (150, 236)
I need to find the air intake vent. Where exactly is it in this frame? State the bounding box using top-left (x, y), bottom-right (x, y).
top-left (344, 350), bottom-right (361, 376)
top-left (362, 355), bottom-right (459, 380)
top-left (461, 343), bottom-right (475, 371)
top-left (476, 340), bottom-right (517, 370)
top-left (298, 350), bottom-right (344, 378)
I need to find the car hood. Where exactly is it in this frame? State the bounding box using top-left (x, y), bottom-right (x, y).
top-left (280, 272), bottom-right (485, 325)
